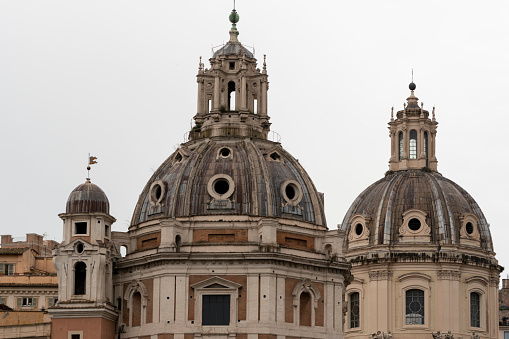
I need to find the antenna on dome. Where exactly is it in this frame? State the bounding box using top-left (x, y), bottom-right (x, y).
top-left (233, 0), bottom-right (236, 10)
top-left (411, 69), bottom-right (414, 83)
top-left (87, 153), bottom-right (98, 181)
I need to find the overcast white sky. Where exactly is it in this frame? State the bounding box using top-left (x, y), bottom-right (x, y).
top-left (1, 1), bottom-right (508, 272)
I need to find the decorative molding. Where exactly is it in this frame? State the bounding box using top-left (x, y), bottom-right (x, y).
top-left (369, 270), bottom-right (393, 281)
top-left (437, 270), bottom-right (460, 281)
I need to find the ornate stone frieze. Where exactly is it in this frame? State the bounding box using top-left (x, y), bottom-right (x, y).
top-left (369, 270), bottom-right (393, 281)
top-left (437, 270), bottom-right (460, 280)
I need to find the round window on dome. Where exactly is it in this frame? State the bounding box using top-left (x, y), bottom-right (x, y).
top-left (281, 180), bottom-right (303, 206)
top-left (207, 174), bottom-right (235, 200)
top-left (408, 218), bottom-right (421, 231)
top-left (218, 147), bottom-right (232, 159)
top-left (355, 223), bottom-right (364, 236)
top-left (149, 181), bottom-right (166, 205)
top-left (466, 222), bottom-right (474, 235)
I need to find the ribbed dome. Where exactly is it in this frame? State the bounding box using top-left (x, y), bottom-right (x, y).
top-left (340, 170), bottom-right (493, 251)
top-left (66, 179), bottom-right (110, 214)
top-left (131, 138), bottom-right (326, 227)
top-left (213, 41), bottom-right (254, 58)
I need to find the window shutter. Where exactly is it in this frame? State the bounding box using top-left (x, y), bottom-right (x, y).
top-left (17, 298), bottom-right (22, 308)
top-left (0, 264), bottom-right (4, 275)
top-left (8, 264), bottom-right (14, 275)
top-left (32, 298), bottom-right (37, 308)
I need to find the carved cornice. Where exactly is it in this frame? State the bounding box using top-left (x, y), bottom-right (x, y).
top-left (437, 270), bottom-right (460, 281)
top-left (369, 270), bottom-right (393, 281)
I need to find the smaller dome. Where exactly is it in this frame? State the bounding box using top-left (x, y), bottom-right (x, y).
top-left (66, 178), bottom-right (110, 214)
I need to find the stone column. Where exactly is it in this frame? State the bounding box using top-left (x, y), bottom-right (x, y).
top-left (197, 79), bottom-right (204, 115)
top-left (241, 76), bottom-right (247, 111)
top-left (213, 76), bottom-right (220, 111)
top-left (261, 79), bottom-right (268, 116)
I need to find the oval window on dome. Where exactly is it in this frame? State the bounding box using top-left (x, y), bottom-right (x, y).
top-left (355, 223), bottom-right (364, 236)
top-left (281, 180), bottom-right (303, 206)
top-left (76, 242), bottom-right (84, 254)
top-left (466, 222), bottom-right (474, 235)
top-left (207, 174), bottom-right (235, 200)
top-left (149, 181), bottom-right (166, 205)
top-left (408, 218), bottom-right (421, 231)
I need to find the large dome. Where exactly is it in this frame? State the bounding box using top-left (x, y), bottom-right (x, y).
top-left (131, 137), bottom-right (326, 227)
top-left (340, 169), bottom-right (493, 251)
top-left (66, 178), bottom-right (110, 214)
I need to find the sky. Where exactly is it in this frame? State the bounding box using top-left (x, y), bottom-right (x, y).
top-left (1, 1), bottom-right (508, 272)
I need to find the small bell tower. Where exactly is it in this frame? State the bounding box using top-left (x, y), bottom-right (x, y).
top-left (388, 82), bottom-right (438, 171)
top-left (50, 174), bottom-right (118, 339)
top-left (191, 7), bottom-right (270, 140)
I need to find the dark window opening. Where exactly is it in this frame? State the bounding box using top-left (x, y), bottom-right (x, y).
top-left (355, 223), bottom-right (363, 236)
top-left (470, 292), bottom-right (480, 327)
top-left (220, 148), bottom-right (231, 157)
top-left (398, 132), bottom-right (404, 160)
top-left (350, 292), bottom-right (360, 328)
top-left (214, 179), bottom-right (230, 195)
top-left (285, 185), bottom-right (296, 200)
top-left (74, 262), bottom-right (86, 295)
top-left (175, 235), bottom-right (182, 253)
top-left (466, 222), bottom-right (474, 235)
top-left (229, 62), bottom-right (235, 70)
top-left (299, 292), bottom-right (312, 326)
top-left (270, 152), bottom-right (280, 161)
top-left (406, 289), bottom-right (424, 325)
top-left (408, 218), bottom-right (421, 231)
top-left (105, 225), bottom-right (109, 237)
top-left (175, 153), bottom-right (183, 162)
top-left (228, 81), bottom-right (236, 111)
top-left (202, 294), bottom-right (230, 325)
top-left (75, 222), bottom-right (87, 235)
top-left (409, 129), bottom-right (417, 159)
top-left (71, 335), bottom-right (81, 339)
top-left (117, 297), bottom-right (122, 310)
top-left (76, 243), bottom-right (84, 254)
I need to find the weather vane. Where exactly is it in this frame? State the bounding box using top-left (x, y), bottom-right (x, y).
top-left (87, 153), bottom-right (98, 179)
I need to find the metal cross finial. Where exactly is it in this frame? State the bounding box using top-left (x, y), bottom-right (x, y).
top-left (412, 69), bottom-right (414, 83)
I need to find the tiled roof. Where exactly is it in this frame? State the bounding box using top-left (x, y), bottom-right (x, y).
top-left (0, 247), bottom-right (29, 255)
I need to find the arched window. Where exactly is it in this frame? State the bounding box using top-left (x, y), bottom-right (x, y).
top-left (398, 132), bottom-right (404, 160)
top-left (120, 245), bottom-right (127, 257)
top-left (228, 81), bottom-right (236, 111)
top-left (349, 292), bottom-right (360, 328)
top-left (74, 262), bottom-right (86, 295)
top-left (299, 292), bottom-right (312, 326)
top-left (409, 130), bottom-right (417, 159)
top-left (132, 291), bottom-right (142, 327)
top-left (175, 235), bottom-right (182, 253)
top-left (405, 289), bottom-right (424, 324)
top-left (470, 292), bottom-right (480, 328)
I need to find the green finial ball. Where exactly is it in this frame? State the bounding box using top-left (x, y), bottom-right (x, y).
top-left (229, 9), bottom-right (239, 24)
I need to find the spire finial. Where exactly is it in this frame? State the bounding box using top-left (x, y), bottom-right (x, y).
top-left (391, 106), bottom-right (394, 121)
top-left (87, 154), bottom-right (97, 181)
top-left (409, 69), bottom-right (416, 92)
top-left (228, 6), bottom-right (240, 42)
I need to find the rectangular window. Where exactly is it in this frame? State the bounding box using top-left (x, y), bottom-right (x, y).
top-left (504, 332), bottom-right (509, 339)
top-left (405, 289), bottom-right (424, 325)
top-left (253, 98), bottom-right (258, 114)
top-left (350, 292), bottom-right (360, 328)
top-left (17, 297), bottom-right (37, 308)
top-left (202, 294), bottom-right (230, 325)
top-left (229, 62), bottom-right (235, 70)
top-left (48, 297), bottom-right (58, 307)
top-left (0, 263), bottom-right (14, 275)
top-left (0, 297), bottom-right (6, 305)
top-left (470, 292), bottom-right (480, 327)
top-left (71, 335), bottom-right (81, 339)
top-left (105, 225), bottom-right (110, 237)
top-left (75, 222), bottom-right (88, 235)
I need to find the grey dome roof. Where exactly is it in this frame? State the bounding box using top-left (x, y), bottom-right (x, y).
top-left (340, 170), bottom-right (493, 251)
top-left (213, 42), bottom-right (254, 58)
top-left (131, 138), bottom-right (326, 227)
top-left (66, 179), bottom-right (110, 214)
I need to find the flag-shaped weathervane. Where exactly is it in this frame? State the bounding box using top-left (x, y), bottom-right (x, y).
top-left (87, 153), bottom-right (98, 179)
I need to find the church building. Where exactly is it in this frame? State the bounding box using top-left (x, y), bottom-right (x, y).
top-left (47, 6), bottom-right (501, 339)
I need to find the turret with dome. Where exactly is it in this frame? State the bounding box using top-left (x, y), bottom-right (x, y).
top-left (341, 83), bottom-right (501, 339)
